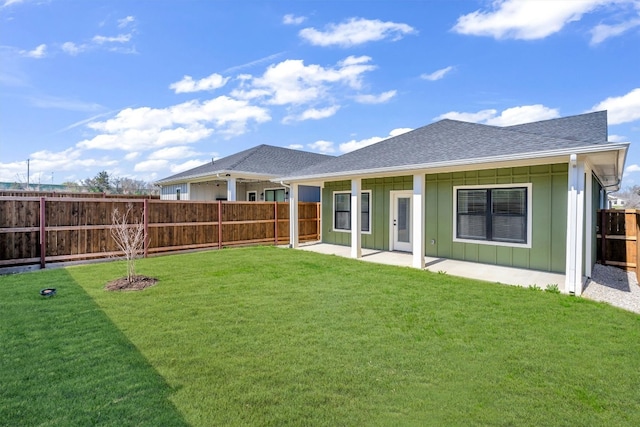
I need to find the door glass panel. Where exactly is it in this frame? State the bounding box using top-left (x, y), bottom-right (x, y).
top-left (398, 197), bottom-right (410, 243)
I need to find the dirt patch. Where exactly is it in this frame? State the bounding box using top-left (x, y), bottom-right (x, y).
top-left (105, 275), bottom-right (158, 291)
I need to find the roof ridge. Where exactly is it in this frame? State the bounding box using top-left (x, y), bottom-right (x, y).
top-left (226, 144), bottom-right (266, 170)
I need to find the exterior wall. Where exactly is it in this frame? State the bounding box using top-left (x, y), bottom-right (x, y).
top-left (191, 181), bottom-right (227, 200)
top-left (322, 176), bottom-right (413, 250)
top-left (160, 183), bottom-right (189, 200)
top-left (425, 164), bottom-right (568, 273)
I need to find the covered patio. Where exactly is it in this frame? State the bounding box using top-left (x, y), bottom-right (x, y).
top-left (297, 242), bottom-right (566, 290)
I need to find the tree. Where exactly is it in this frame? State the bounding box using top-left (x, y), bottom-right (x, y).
top-left (110, 203), bottom-right (146, 283)
top-left (84, 171), bottom-right (112, 193)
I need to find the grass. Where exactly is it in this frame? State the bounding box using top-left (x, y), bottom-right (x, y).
top-left (2, 246), bottom-right (640, 426)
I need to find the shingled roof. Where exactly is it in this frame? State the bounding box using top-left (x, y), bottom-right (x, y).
top-left (279, 111), bottom-right (622, 181)
top-left (156, 144), bottom-right (333, 184)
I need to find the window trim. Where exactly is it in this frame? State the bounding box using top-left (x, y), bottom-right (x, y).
top-left (246, 190), bottom-right (257, 202)
top-left (263, 187), bottom-right (286, 202)
top-left (332, 190), bottom-right (372, 234)
top-left (453, 183), bottom-right (532, 248)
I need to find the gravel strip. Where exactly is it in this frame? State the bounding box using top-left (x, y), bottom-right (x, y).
top-left (583, 264), bottom-right (640, 314)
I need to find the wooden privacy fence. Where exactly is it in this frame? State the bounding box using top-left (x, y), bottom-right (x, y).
top-left (597, 209), bottom-right (640, 280)
top-left (0, 197), bottom-right (320, 268)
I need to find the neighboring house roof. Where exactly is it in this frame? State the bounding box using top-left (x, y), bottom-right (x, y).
top-left (278, 111), bottom-right (627, 186)
top-left (156, 144), bottom-right (333, 184)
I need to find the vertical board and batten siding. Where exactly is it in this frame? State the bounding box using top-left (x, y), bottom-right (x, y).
top-left (322, 176), bottom-right (413, 250)
top-left (425, 164), bottom-right (569, 273)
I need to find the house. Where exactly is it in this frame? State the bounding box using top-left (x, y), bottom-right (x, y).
top-left (156, 144), bottom-right (332, 202)
top-left (278, 111), bottom-right (628, 296)
top-left (607, 194), bottom-right (626, 209)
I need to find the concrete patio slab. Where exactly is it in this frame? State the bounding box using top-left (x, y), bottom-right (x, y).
top-left (297, 242), bottom-right (566, 291)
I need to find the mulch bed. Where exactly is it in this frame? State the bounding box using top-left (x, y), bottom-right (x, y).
top-left (104, 275), bottom-right (158, 291)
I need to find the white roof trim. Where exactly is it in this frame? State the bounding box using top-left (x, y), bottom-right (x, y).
top-left (278, 143), bottom-right (629, 183)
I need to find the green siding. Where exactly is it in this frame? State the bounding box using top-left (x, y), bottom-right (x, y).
top-left (322, 177), bottom-right (413, 250)
top-left (425, 164), bottom-right (568, 273)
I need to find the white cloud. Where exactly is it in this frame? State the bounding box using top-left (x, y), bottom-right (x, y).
top-left (170, 159), bottom-right (207, 174)
top-left (625, 164), bottom-right (640, 173)
top-left (118, 16), bottom-right (135, 28)
top-left (77, 96), bottom-right (271, 151)
top-left (21, 44), bottom-right (46, 58)
top-left (92, 33), bottom-right (132, 44)
top-left (61, 41), bottom-right (85, 56)
top-left (285, 106), bottom-right (340, 123)
top-left (354, 90), bottom-right (396, 104)
top-left (299, 17), bottom-right (416, 47)
top-left (591, 18), bottom-right (640, 44)
top-left (283, 14), bottom-right (306, 25)
top-left (0, 147), bottom-right (118, 182)
top-left (2, 0), bottom-right (26, 7)
top-left (287, 144), bottom-right (304, 150)
top-left (435, 109), bottom-right (498, 123)
top-left (148, 146), bottom-right (200, 160)
top-left (134, 159), bottom-right (168, 172)
top-left (338, 127), bottom-right (412, 153)
top-left (125, 152), bottom-right (140, 161)
top-left (233, 56), bottom-right (377, 106)
top-left (389, 128), bottom-right (413, 137)
top-left (609, 134), bottom-right (627, 142)
top-left (421, 66), bottom-right (454, 81)
top-left (169, 73), bottom-right (230, 93)
top-left (453, 0), bottom-right (612, 40)
top-left (308, 140), bottom-right (335, 153)
top-left (591, 88), bottom-right (640, 124)
top-left (28, 94), bottom-right (102, 112)
top-left (435, 104), bottom-right (560, 126)
top-left (484, 105), bottom-right (560, 126)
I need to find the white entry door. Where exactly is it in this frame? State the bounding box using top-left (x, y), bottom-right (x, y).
top-left (391, 191), bottom-right (412, 252)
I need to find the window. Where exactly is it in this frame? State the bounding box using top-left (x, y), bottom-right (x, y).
top-left (455, 186), bottom-right (528, 245)
top-left (176, 188), bottom-right (180, 200)
top-left (247, 191), bottom-right (257, 202)
top-left (264, 188), bottom-right (285, 202)
top-left (333, 191), bottom-right (371, 233)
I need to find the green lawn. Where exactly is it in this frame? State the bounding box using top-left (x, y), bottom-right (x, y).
top-left (2, 246), bottom-right (640, 426)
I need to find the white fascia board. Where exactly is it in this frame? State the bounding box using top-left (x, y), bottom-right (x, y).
top-left (280, 143), bottom-right (630, 183)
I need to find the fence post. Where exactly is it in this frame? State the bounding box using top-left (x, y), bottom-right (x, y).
top-left (274, 201), bottom-right (278, 245)
top-left (39, 197), bottom-right (46, 269)
top-left (218, 200), bottom-right (223, 249)
top-left (143, 199), bottom-right (149, 258)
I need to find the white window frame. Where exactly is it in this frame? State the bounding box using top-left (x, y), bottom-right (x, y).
top-left (453, 183), bottom-right (532, 249)
top-left (263, 187), bottom-right (286, 202)
top-left (332, 190), bottom-right (372, 234)
top-left (246, 190), bottom-right (257, 202)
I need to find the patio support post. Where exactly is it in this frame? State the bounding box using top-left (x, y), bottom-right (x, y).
top-left (412, 174), bottom-right (425, 269)
top-left (565, 154), bottom-right (585, 295)
top-left (351, 178), bottom-right (362, 259)
top-left (227, 177), bottom-right (237, 201)
top-left (289, 183), bottom-right (299, 248)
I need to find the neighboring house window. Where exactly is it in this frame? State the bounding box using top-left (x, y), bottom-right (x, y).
top-left (333, 190), bottom-right (371, 233)
top-left (265, 188), bottom-right (285, 202)
top-left (176, 189), bottom-right (180, 200)
top-left (454, 185), bottom-right (530, 246)
top-left (247, 191), bottom-right (257, 202)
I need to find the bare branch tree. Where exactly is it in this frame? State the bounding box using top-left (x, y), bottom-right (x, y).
top-left (110, 203), bottom-right (145, 283)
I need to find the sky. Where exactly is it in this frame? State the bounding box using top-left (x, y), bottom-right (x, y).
top-left (1, 0), bottom-right (639, 189)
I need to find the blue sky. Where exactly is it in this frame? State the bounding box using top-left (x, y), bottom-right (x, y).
top-left (1, 0), bottom-right (639, 188)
